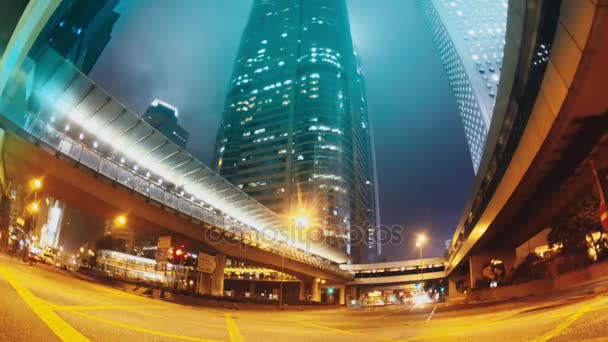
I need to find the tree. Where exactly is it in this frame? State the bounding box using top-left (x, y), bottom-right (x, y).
top-left (547, 194), bottom-right (605, 261)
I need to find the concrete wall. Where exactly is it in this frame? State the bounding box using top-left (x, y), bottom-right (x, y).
top-left (515, 228), bottom-right (551, 266)
top-left (465, 259), bottom-right (608, 303)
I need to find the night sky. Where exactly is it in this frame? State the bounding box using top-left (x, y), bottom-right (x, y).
top-left (89, 0), bottom-right (474, 260)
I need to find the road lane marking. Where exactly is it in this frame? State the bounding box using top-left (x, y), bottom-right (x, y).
top-left (534, 302), bottom-right (595, 342)
top-left (224, 313), bottom-right (245, 342)
top-left (64, 308), bottom-right (220, 342)
top-left (0, 265), bottom-right (90, 342)
top-left (425, 305), bottom-right (437, 322)
top-left (53, 304), bottom-right (162, 311)
top-left (296, 320), bottom-right (359, 335)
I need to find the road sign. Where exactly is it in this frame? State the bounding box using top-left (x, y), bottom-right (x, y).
top-left (156, 236), bottom-right (172, 268)
top-left (197, 252), bottom-right (217, 273)
top-left (157, 236), bottom-right (171, 249)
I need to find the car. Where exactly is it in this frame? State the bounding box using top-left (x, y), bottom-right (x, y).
top-left (28, 252), bottom-right (43, 263)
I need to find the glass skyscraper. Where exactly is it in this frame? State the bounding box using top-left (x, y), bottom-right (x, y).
top-left (143, 99), bottom-right (189, 149)
top-left (31, 0), bottom-right (120, 75)
top-left (417, 0), bottom-right (508, 173)
top-left (214, 0), bottom-right (379, 263)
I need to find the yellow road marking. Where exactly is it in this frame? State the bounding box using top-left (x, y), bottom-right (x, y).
top-left (296, 320), bottom-right (359, 335)
top-left (123, 307), bottom-right (223, 329)
top-left (0, 265), bottom-right (90, 342)
top-left (65, 309), bottom-right (221, 342)
top-left (534, 302), bottom-right (595, 342)
top-left (393, 301), bottom-right (579, 341)
top-left (225, 313), bottom-right (246, 342)
top-left (53, 304), bottom-right (162, 311)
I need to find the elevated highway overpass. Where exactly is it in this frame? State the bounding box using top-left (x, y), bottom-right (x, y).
top-left (0, 1), bottom-right (353, 299)
top-left (446, 0), bottom-right (608, 292)
top-left (339, 257), bottom-right (446, 300)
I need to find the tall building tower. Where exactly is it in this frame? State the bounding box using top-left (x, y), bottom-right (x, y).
top-left (31, 0), bottom-right (120, 75)
top-left (143, 99), bottom-right (189, 149)
top-left (214, 0), bottom-right (379, 263)
top-left (417, 0), bottom-right (508, 173)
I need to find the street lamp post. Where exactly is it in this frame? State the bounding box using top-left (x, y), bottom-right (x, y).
top-left (21, 177), bottom-right (43, 258)
top-left (416, 234), bottom-right (427, 290)
top-left (279, 209), bottom-right (310, 308)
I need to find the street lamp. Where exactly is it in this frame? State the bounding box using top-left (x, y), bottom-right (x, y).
top-left (295, 214), bottom-right (309, 229)
top-left (30, 178), bottom-right (43, 191)
top-left (28, 202), bottom-right (40, 213)
top-left (416, 234), bottom-right (427, 289)
top-left (114, 215), bottom-right (127, 227)
top-left (293, 207), bottom-right (311, 230)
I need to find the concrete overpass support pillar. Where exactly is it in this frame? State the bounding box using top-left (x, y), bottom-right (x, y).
top-left (299, 280), bottom-right (306, 301)
top-left (336, 284), bottom-right (346, 305)
top-left (197, 273), bottom-right (211, 295)
top-left (210, 253), bottom-right (226, 297)
top-left (469, 249), bottom-right (516, 289)
top-left (311, 279), bottom-right (321, 302)
top-left (345, 285), bottom-right (357, 303)
top-left (249, 281), bottom-right (256, 297)
top-left (447, 277), bottom-right (466, 302)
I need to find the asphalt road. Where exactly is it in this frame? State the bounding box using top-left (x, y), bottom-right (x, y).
top-left (2, 255), bottom-right (608, 341)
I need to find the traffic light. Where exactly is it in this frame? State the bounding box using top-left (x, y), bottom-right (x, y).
top-left (440, 287), bottom-right (445, 293)
top-left (172, 246), bottom-right (186, 264)
top-left (327, 287), bottom-right (334, 295)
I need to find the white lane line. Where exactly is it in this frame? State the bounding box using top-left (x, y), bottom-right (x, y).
top-left (409, 304), bottom-right (418, 312)
top-left (425, 305), bottom-right (438, 322)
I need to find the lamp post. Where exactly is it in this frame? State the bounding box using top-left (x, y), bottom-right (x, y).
top-left (416, 234), bottom-right (427, 290)
top-left (279, 209), bottom-right (310, 308)
top-left (22, 177), bottom-right (43, 257)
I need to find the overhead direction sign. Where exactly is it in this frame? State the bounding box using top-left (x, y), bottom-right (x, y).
top-left (197, 252), bottom-right (217, 273)
top-left (156, 236), bottom-right (172, 270)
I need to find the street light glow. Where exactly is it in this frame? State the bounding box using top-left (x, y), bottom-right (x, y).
top-left (28, 202), bottom-right (40, 213)
top-left (30, 178), bottom-right (43, 190)
top-left (114, 215), bottom-right (127, 226)
top-left (293, 208), bottom-right (311, 229)
top-left (295, 214), bottom-right (309, 229)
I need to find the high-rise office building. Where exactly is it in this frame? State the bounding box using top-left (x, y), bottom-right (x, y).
top-left (143, 99), bottom-right (189, 149)
top-left (32, 0), bottom-right (120, 75)
top-left (417, 0), bottom-right (508, 173)
top-left (214, 0), bottom-right (379, 263)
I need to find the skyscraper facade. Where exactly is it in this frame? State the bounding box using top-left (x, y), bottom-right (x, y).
top-left (417, 0), bottom-right (508, 173)
top-left (214, 0), bottom-right (379, 263)
top-left (31, 0), bottom-right (120, 75)
top-left (143, 99), bottom-right (189, 149)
